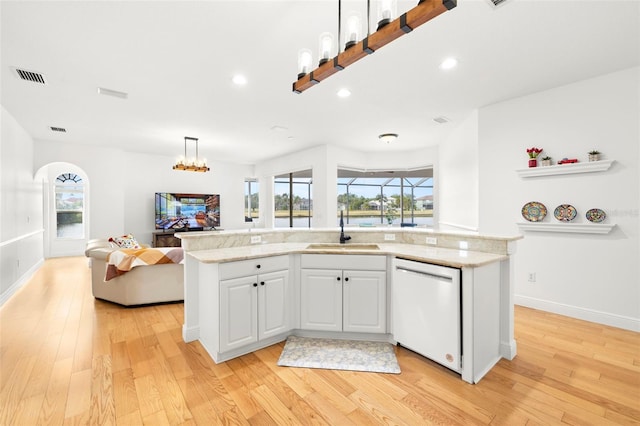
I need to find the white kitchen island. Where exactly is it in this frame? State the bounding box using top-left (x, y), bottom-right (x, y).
top-left (178, 228), bottom-right (521, 384)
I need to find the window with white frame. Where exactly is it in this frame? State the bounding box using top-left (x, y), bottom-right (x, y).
top-left (55, 173), bottom-right (84, 238)
top-left (244, 178), bottom-right (259, 222)
top-left (274, 170), bottom-right (313, 228)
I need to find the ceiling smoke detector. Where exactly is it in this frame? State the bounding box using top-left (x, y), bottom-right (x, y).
top-left (12, 67), bottom-right (46, 84)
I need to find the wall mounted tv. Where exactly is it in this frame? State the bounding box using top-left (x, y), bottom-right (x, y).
top-left (155, 193), bottom-right (220, 231)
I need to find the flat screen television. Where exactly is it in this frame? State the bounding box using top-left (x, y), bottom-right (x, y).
top-left (155, 192), bottom-right (220, 231)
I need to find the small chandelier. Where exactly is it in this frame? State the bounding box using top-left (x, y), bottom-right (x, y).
top-left (173, 136), bottom-right (210, 172)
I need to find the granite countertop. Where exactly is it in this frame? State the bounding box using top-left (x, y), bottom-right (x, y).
top-left (186, 242), bottom-right (507, 268)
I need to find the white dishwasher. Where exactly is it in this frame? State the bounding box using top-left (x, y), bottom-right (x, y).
top-left (392, 258), bottom-right (461, 373)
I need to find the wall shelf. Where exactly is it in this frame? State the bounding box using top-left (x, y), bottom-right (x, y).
top-left (516, 159), bottom-right (614, 178)
top-left (517, 222), bottom-right (615, 234)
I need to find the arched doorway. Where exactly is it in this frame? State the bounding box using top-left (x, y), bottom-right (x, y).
top-left (35, 162), bottom-right (90, 258)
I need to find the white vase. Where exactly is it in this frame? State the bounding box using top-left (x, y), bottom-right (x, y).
top-left (589, 154), bottom-right (600, 162)
top-left (541, 160), bottom-right (551, 166)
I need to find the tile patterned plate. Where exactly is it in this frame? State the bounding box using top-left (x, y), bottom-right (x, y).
top-left (522, 201), bottom-right (547, 222)
top-left (585, 208), bottom-right (606, 223)
top-left (554, 204), bottom-right (577, 222)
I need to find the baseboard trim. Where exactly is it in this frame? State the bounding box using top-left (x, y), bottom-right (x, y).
top-left (0, 258), bottom-right (44, 307)
top-left (515, 295), bottom-right (640, 332)
top-left (500, 339), bottom-right (517, 360)
top-left (182, 325), bottom-right (200, 342)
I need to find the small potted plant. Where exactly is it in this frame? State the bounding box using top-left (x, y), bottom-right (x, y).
top-left (588, 150), bottom-right (601, 162)
top-left (540, 156), bottom-right (552, 166)
top-left (526, 147), bottom-right (543, 167)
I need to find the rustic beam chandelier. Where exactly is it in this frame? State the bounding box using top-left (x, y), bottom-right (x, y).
top-left (293, 0), bottom-right (456, 94)
top-left (173, 136), bottom-right (210, 172)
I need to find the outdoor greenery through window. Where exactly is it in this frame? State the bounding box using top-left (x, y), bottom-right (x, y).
top-left (244, 178), bottom-right (259, 222)
top-left (337, 168), bottom-right (433, 227)
top-left (274, 170), bottom-right (313, 228)
top-left (55, 173), bottom-right (84, 238)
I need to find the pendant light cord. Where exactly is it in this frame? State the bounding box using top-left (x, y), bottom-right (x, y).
top-left (367, 0), bottom-right (370, 36)
top-left (338, 0), bottom-right (341, 53)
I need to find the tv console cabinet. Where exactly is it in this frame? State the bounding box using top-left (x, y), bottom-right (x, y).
top-left (152, 230), bottom-right (181, 247)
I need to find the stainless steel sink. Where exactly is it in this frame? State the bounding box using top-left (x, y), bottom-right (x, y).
top-left (305, 243), bottom-right (380, 251)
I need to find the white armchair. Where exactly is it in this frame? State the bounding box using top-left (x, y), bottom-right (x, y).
top-left (85, 239), bottom-right (184, 306)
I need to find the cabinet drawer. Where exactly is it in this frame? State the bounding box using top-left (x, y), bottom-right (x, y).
top-left (219, 255), bottom-right (289, 280)
top-left (301, 254), bottom-right (386, 271)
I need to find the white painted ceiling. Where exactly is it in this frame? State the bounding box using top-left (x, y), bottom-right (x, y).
top-left (2, 0), bottom-right (639, 165)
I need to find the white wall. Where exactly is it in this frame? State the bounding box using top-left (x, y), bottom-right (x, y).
top-left (34, 142), bottom-right (253, 248)
top-left (34, 141), bottom-right (126, 242)
top-left (0, 106), bottom-right (44, 303)
top-left (120, 151), bottom-right (252, 246)
top-left (438, 110), bottom-right (479, 232)
top-left (478, 67), bottom-right (640, 330)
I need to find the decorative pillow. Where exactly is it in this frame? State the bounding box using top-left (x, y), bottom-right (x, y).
top-left (109, 234), bottom-right (141, 249)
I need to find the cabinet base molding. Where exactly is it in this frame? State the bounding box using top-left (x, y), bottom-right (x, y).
top-left (204, 332), bottom-right (291, 364)
top-left (292, 330), bottom-right (392, 343)
top-left (204, 330), bottom-right (392, 364)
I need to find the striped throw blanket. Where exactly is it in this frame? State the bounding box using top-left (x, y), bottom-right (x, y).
top-left (105, 247), bottom-right (184, 281)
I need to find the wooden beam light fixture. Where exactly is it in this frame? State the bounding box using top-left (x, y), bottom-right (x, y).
top-left (173, 137), bottom-right (210, 172)
top-left (292, 0), bottom-right (457, 94)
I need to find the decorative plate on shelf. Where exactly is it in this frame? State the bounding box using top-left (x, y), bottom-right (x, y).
top-left (521, 201), bottom-right (547, 222)
top-left (585, 208), bottom-right (606, 223)
top-left (554, 204), bottom-right (577, 222)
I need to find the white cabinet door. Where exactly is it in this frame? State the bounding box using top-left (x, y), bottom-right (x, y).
top-left (300, 269), bottom-right (342, 331)
top-left (220, 275), bottom-right (258, 353)
top-left (258, 270), bottom-right (291, 340)
top-left (343, 270), bottom-right (386, 334)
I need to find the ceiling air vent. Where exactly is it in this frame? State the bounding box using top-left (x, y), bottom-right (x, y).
top-left (487, 0), bottom-right (509, 7)
top-left (50, 126), bottom-right (66, 133)
top-left (433, 116), bottom-right (450, 124)
top-left (13, 67), bottom-right (46, 84)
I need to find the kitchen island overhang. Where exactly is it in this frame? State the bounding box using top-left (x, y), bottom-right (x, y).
top-left (178, 228), bottom-right (521, 384)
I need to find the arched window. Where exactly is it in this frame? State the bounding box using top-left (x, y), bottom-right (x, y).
top-left (55, 173), bottom-right (84, 238)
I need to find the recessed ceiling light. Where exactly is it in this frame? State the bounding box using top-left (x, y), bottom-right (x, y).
top-left (232, 74), bottom-right (247, 85)
top-left (433, 116), bottom-right (450, 124)
top-left (439, 57), bottom-right (458, 70)
top-left (337, 88), bottom-right (351, 98)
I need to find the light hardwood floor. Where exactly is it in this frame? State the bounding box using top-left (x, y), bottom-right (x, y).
top-left (1, 256), bottom-right (638, 425)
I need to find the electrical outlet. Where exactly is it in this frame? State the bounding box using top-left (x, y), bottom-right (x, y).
top-left (528, 272), bottom-right (536, 282)
top-left (426, 237), bottom-right (437, 245)
top-left (384, 234), bottom-right (395, 241)
top-left (459, 241), bottom-right (469, 250)
top-left (250, 235), bottom-right (261, 244)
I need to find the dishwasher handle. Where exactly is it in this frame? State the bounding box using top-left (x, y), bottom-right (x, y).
top-left (395, 265), bottom-right (453, 281)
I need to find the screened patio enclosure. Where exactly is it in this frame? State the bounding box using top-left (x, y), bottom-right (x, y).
top-left (337, 168), bottom-right (434, 227)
